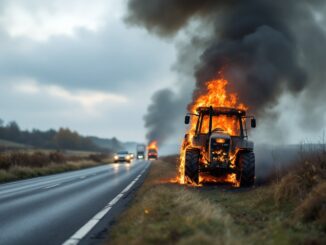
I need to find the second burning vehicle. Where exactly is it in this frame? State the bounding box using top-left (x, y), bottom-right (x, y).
top-left (147, 141), bottom-right (158, 160)
top-left (183, 106), bottom-right (256, 187)
top-left (147, 148), bottom-right (158, 160)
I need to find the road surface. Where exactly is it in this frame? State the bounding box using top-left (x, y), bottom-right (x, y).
top-left (0, 160), bottom-right (150, 245)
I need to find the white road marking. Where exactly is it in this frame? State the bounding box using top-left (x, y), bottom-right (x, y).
top-left (79, 176), bottom-right (86, 179)
top-left (43, 184), bottom-right (60, 189)
top-left (65, 220), bottom-right (98, 242)
top-left (62, 164), bottom-right (149, 245)
top-left (121, 181), bottom-right (136, 194)
top-left (93, 207), bottom-right (111, 220)
top-left (108, 193), bottom-right (124, 206)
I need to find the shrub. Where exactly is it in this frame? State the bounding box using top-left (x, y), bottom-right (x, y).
top-left (49, 152), bottom-right (66, 164)
top-left (28, 152), bottom-right (49, 167)
top-left (274, 150), bottom-right (326, 205)
top-left (88, 153), bottom-right (107, 162)
top-left (0, 151), bottom-right (68, 170)
top-left (0, 154), bottom-right (11, 170)
top-left (294, 182), bottom-right (326, 226)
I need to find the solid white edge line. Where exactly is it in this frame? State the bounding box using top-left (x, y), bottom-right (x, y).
top-left (108, 193), bottom-right (124, 206)
top-left (62, 164), bottom-right (149, 245)
top-left (93, 207), bottom-right (111, 220)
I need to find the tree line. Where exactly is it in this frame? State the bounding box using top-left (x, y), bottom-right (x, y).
top-left (0, 119), bottom-right (119, 152)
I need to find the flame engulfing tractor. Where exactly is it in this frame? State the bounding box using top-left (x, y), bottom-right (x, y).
top-left (183, 106), bottom-right (256, 187)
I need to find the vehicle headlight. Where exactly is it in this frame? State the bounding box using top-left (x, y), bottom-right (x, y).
top-left (126, 155), bottom-right (130, 159)
top-left (114, 156), bottom-right (118, 160)
top-left (215, 138), bottom-right (226, 144)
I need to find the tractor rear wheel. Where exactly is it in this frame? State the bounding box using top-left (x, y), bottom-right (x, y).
top-left (237, 152), bottom-right (255, 187)
top-left (185, 148), bottom-right (200, 184)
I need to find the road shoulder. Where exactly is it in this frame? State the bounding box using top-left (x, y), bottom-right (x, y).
top-left (78, 162), bottom-right (150, 245)
top-left (105, 157), bottom-right (325, 245)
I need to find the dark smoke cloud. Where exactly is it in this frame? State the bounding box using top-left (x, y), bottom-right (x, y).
top-left (126, 0), bottom-right (217, 36)
top-left (127, 0), bottom-right (326, 144)
top-left (194, 1), bottom-right (308, 114)
top-left (144, 89), bottom-right (185, 146)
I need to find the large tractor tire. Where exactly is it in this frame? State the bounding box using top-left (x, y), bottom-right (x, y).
top-left (237, 152), bottom-right (255, 187)
top-left (185, 148), bottom-right (200, 184)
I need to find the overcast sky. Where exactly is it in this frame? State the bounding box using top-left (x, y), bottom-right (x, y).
top-left (0, 0), bottom-right (178, 142)
top-left (0, 0), bottom-right (325, 147)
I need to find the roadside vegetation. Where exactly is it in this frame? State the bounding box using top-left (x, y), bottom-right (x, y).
top-left (0, 150), bottom-right (112, 183)
top-left (108, 150), bottom-right (326, 245)
top-left (0, 117), bottom-right (125, 183)
top-left (0, 118), bottom-right (123, 152)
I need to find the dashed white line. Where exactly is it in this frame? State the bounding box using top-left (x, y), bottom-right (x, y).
top-left (43, 184), bottom-right (60, 189)
top-left (62, 165), bottom-right (149, 245)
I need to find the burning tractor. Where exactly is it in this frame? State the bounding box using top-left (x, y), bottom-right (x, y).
top-left (183, 106), bottom-right (256, 187)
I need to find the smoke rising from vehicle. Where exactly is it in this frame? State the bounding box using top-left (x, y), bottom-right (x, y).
top-left (144, 89), bottom-right (185, 146)
top-left (127, 0), bottom-right (326, 145)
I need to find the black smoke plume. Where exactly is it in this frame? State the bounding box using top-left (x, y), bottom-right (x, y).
top-left (144, 89), bottom-right (185, 146)
top-left (127, 0), bottom-right (326, 144)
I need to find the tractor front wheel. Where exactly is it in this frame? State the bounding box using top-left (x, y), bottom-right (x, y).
top-left (237, 152), bottom-right (255, 187)
top-left (185, 148), bottom-right (200, 184)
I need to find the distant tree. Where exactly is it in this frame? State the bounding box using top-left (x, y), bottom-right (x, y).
top-left (111, 137), bottom-right (123, 150)
top-left (6, 121), bottom-right (21, 142)
top-left (54, 128), bottom-right (80, 150)
top-left (0, 119), bottom-right (102, 152)
top-left (80, 137), bottom-right (98, 151)
top-left (0, 119), bottom-right (4, 138)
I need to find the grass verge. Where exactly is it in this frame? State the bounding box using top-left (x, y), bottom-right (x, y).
top-left (0, 151), bottom-right (112, 183)
top-left (108, 154), bottom-right (325, 245)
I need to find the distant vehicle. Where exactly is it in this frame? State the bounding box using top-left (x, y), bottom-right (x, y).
top-left (129, 153), bottom-right (134, 159)
top-left (114, 151), bottom-right (131, 163)
top-left (147, 148), bottom-right (158, 160)
top-left (136, 144), bottom-right (146, 160)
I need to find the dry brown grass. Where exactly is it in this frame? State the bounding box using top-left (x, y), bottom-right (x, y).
top-left (109, 160), bottom-right (238, 245)
top-left (0, 151), bottom-right (111, 182)
top-left (274, 149), bottom-right (326, 229)
top-left (108, 153), bottom-right (326, 245)
top-left (294, 182), bottom-right (326, 227)
top-left (0, 151), bottom-right (66, 170)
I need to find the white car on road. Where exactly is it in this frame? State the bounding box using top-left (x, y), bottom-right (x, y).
top-left (114, 151), bottom-right (132, 163)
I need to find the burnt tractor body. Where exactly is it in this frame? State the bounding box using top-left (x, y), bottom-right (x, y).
top-left (184, 106), bottom-right (256, 187)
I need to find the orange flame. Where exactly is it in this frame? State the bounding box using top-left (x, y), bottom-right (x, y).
top-left (147, 141), bottom-right (158, 151)
top-left (178, 78), bottom-right (246, 185)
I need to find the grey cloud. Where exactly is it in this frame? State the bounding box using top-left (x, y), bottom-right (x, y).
top-left (0, 0), bottom-right (178, 142)
top-left (0, 81), bottom-right (149, 141)
top-left (0, 18), bottom-right (175, 92)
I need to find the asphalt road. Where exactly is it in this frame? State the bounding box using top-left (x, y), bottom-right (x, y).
top-left (0, 160), bottom-right (150, 245)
